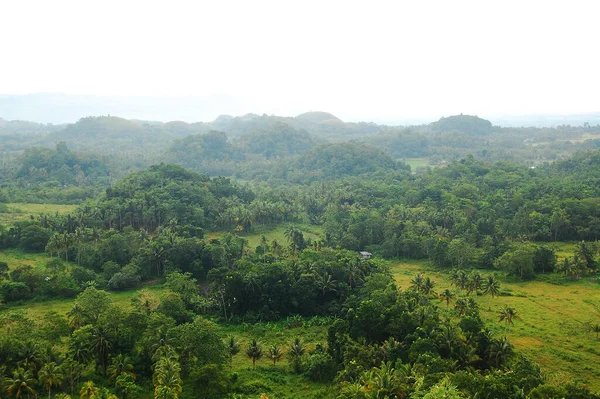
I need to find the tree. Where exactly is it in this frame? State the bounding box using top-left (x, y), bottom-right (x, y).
top-left (153, 357), bottom-right (183, 399)
top-left (132, 289), bottom-right (160, 315)
top-left (422, 377), bottom-right (466, 399)
top-left (90, 326), bottom-right (112, 376)
top-left (79, 381), bottom-right (98, 399)
top-left (266, 344), bottom-right (284, 366)
top-left (438, 289), bottom-right (455, 308)
top-left (246, 339), bottom-right (263, 368)
top-left (38, 362), bottom-right (64, 399)
top-left (115, 373), bottom-right (139, 399)
top-left (494, 244), bottom-right (536, 280)
top-left (226, 336), bottom-right (240, 368)
top-left (467, 272), bottom-right (483, 296)
top-left (591, 323), bottom-right (600, 339)
top-left (62, 357), bottom-right (82, 396)
top-left (498, 306), bottom-right (520, 333)
top-left (107, 354), bottom-right (135, 381)
top-left (4, 368), bottom-right (37, 399)
top-left (482, 275), bottom-right (501, 298)
top-left (288, 338), bottom-right (305, 373)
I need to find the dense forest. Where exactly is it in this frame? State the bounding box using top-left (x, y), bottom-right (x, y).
top-left (0, 112), bottom-right (600, 398)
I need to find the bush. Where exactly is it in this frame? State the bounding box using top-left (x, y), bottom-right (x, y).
top-left (0, 281), bottom-right (31, 302)
top-left (107, 272), bottom-right (140, 291)
top-left (304, 352), bottom-right (337, 382)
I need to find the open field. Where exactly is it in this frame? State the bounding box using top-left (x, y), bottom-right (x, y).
top-left (400, 158), bottom-right (430, 170)
top-left (391, 260), bottom-right (600, 391)
top-left (0, 248), bottom-right (58, 270)
top-left (209, 224), bottom-right (324, 250)
top-left (0, 202), bottom-right (77, 226)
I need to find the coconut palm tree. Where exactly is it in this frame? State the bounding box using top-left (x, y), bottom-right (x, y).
top-left (438, 289), bottom-right (455, 308)
top-left (483, 275), bottom-right (501, 298)
top-left (315, 272), bottom-right (337, 295)
top-left (67, 303), bottom-right (86, 329)
top-left (410, 273), bottom-right (424, 293)
top-left (346, 259), bottom-right (365, 288)
top-left (227, 337), bottom-right (240, 369)
top-left (62, 357), bottom-right (82, 396)
top-left (107, 354), bottom-right (135, 381)
top-left (421, 276), bottom-right (436, 297)
top-left (288, 338), bottom-right (305, 373)
top-left (498, 306), bottom-right (520, 333)
top-left (488, 336), bottom-right (513, 366)
top-left (246, 339), bottom-right (263, 368)
top-left (4, 367), bottom-right (37, 399)
top-left (260, 235), bottom-right (268, 265)
top-left (39, 362), bottom-right (64, 399)
top-left (454, 298), bottom-right (468, 317)
top-left (90, 326), bottom-right (112, 376)
top-left (591, 323), bottom-right (600, 339)
top-left (79, 381), bottom-right (98, 399)
top-left (468, 272), bottom-right (483, 296)
top-left (153, 357), bottom-right (182, 399)
top-left (266, 344), bottom-right (284, 366)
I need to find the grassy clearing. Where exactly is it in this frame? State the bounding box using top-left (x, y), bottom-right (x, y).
top-left (0, 203), bottom-right (77, 226)
top-left (2, 284), bottom-right (164, 319)
top-left (401, 158), bottom-right (431, 170)
top-left (390, 259), bottom-right (600, 391)
top-left (533, 241), bottom-right (578, 261)
top-left (217, 320), bottom-right (334, 398)
top-left (0, 248), bottom-right (57, 270)
top-left (209, 224), bottom-right (324, 250)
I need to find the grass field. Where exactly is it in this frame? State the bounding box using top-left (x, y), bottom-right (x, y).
top-left (0, 248), bottom-right (52, 270)
top-left (0, 203), bottom-right (77, 226)
top-left (401, 158), bottom-right (431, 170)
top-left (209, 224), bottom-right (324, 250)
top-left (391, 260), bottom-right (600, 390)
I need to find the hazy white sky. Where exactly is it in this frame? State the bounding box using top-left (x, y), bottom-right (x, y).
top-left (1, 0), bottom-right (599, 122)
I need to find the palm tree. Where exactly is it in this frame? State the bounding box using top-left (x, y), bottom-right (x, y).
top-left (454, 298), bottom-right (468, 316)
top-left (410, 273), bottom-right (424, 293)
top-left (266, 344), bottom-right (283, 366)
top-left (227, 336), bottom-right (240, 368)
top-left (421, 276), bottom-right (436, 297)
top-left (438, 289), bottom-right (455, 308)
top-left (153, 357), bottom-right (182, 399)
top-left (260, 235), bottom-right (268, 265)
top-left (365, 361), bottom-right (408, 399)
top-left (107, 354), bottom-right (135, 381)
top-left (90, 326), bottom-right (112, 376)
top-left (346, 259), bottom-right (365, 288)
top-left (39, 362), bottom-right (64, 399)
top-left (483, 275), bottom-right (501, 298)
top-left (288, 338), bottom-right (305, 373)
top-left (488, 336), bottom-right (513, 366)
top-left (73, 227), bottom-right (88, 265)
top-left (79, 381), bottom-right (98, 399)
top-left (468, 272), bottom-right (483, 296)
top-left (315, 272), bottom-right (337, 295)
top-left (380, 337), bottom-right (402, 362)
top-left (592, 323), bottom-right (600, 339)
top-left (68, 303), bottom-right (86, 329)
top-left (4, 367), bottom-right (37, 399)
top-left (62, 357), bottom-right (82, 396)
top-left (246, 339), bottom-right (263, 368)
top-left (498, 306), bottom-right (520, 333)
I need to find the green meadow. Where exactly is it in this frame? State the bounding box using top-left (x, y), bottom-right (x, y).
top-left (391, 260), bottom-right (600, 391)
top-left (0, 202), bottom-right (77, 226)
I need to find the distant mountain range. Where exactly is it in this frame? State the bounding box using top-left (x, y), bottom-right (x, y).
top-left (1, 93), bottom-right (599, 127)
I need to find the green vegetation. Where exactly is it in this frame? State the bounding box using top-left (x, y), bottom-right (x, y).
top-left (1, 113), bottom-right (600, 398)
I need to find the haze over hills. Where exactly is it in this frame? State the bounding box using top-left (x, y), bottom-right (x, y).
top-left (2, 93), bottom-right (600, 127)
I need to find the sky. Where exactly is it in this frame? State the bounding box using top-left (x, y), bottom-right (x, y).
top-left (1, 0), bottom-right (599, 123)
